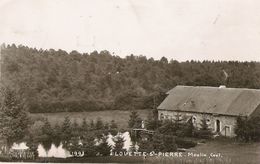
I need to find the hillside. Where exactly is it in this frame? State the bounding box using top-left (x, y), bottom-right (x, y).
top-left (1, 44), bottom-right (260, 113)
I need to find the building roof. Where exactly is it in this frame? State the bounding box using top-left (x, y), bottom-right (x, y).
top-left (157, 85), bottom-right (260, 116)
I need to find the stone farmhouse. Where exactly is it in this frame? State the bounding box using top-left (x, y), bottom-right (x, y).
top-left (157, 85), bottom-right (260, 137)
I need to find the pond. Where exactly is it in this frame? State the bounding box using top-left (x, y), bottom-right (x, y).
top-left (11, 131), bottom-right (134, 158)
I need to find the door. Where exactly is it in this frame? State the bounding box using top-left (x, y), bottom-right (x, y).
top-left (224, 126), bottom-right (231, 136)
top-left (216, 120), bottom-right (220, 133)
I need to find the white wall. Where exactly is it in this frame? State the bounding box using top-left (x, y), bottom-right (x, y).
top-left (158, 110), bottom-right (237, 137)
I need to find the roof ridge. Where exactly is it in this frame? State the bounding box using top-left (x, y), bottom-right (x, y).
top-left (175, 85), bottom-right (260, 91)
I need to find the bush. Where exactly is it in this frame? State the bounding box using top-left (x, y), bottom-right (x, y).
top-left (112, 135), bottom-right (126, 153)
top-left (151, 132), bottom-right (177, 152)
top-left (138, 140), bottom-right (153, 152)
top-left (128, 111), bottom-right (142, 128)
top-left (162, 135), bottom-right (177, 151)
top-left (96, 136), bottom-right (111, 156)
top-left (194, 129), bottom-right (213, 139)
top-left (175, 138), bottom-right (197, 149)
top-left (195, 117), bottom-right (213, 139)
top-left (235, 116), bottom-right (260, 142)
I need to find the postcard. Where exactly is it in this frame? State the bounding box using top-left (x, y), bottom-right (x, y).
top-left (0, 0), bottom-right (259, 163)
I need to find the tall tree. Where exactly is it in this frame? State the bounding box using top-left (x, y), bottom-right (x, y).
top-left (95, 117), bottom-right (104, 130)
top-left (110, 120), bottom-right (118, 129)
top-left (0, 87), bottom-right (29, 145)
top-left (42, 119), bottom-right (53, 137)
top-left (128, 111), bottom-right (142, 128)
top-left (152, 132), bottom-right (165, 152)
top-left (82, 132), bottom-right (97, 157)
top-left (61, 116), bottom-right (72, 141)
top-left (52, 122), bottom-right (62, 146)
top-left (82, 118), bottom-right (89, 132)
top-left (72, 119), bottom-right (80, 137)
top-left (145, 111), bottom-right (157, 130)
top-left (112, 135), bottom-right (126, 153)
top-left (96, 136), bottom-right (111, 156)
top-left (90, 120), bottom-right (95, 130)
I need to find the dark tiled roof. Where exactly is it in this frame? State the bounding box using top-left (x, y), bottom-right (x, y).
top-left (157, 85), bottom-right (260, 116)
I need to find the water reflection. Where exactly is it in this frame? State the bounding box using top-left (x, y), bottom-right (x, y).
top-left (11, 131), bottom-right (132, 158)
top-left (38, 143), bottom-right (71, 158)
top-left (11, 142), bottom-right (29, 150)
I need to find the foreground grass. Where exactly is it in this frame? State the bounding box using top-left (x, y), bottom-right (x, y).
top-left (3, 141), bottom-right (259, 163)
top-left (30, 109), bottom-right (150, 129)
top-left (146, 140), bottom-right (260, 164)
top-left (1, 156), bottom-right (145, 163)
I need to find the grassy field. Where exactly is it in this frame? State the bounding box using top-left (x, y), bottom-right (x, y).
top-left (30, 109), bottom-right (150, 129)
top-left (147, 140), bottom-right (260, 164)
top-left (1, 156), bottom-right (146, 163)
top-left (190, 140), bottom-right (260, 163)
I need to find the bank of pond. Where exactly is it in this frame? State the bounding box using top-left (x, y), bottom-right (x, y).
top-left (0, 130), bottom-right (199, 162)
top-left (10, 132), bottom-right (132, 158)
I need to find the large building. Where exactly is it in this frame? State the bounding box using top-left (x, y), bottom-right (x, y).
top-left (157, 85), bottom-right (260, 137)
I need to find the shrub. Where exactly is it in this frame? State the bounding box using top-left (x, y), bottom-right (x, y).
top-left (110, 120), bottom-right (118, 129)
top-left (184, 117), bottom-right (196, 137)
top-left (112, 135), bottom-right (126, 153)
top-left (175, 138), bottom-right (197, 149)
top-left (138, 140), bottom-right (153, 152)
top-left (96, 136), bottom-right (112, 156)
top-left (195, 117), bottom-right (213, 139)
top-left (162, 135), bottom-right (177, 151)
top-left (95, 117), bottom-right (104, 130)
top-left (235, 116), bottom-right (260, 142)
top-left (128, 111), bottom-right (142, 128)
top-left (60, 116), bottom-right (72, 141)
top-left (151, 132), bottom-right (177, 152)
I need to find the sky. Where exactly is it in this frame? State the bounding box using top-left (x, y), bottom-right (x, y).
top-left (0, 0), bottom-right (260, 61)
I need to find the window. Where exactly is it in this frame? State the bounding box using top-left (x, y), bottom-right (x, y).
top-left (206, 119), bottom-right (211, 125)
top-left (179, 114), bottom-right (183, 120)
top-left (160, 113), bottom-right (164, 120)
top-left (192, 116), bottom-right (197, 123)
top-left (165, 115), bottom-right (169, 119)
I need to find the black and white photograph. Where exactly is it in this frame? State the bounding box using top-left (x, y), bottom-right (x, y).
top-left (0, 0), bottom-right (260, 163)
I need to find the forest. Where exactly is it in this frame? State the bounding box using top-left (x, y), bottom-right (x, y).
top-left (1, 44), bottom-right (260, 113)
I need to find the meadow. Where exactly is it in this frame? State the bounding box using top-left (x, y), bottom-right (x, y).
top-left (30, 109), bottom-right (150, 129)
top-left (147, 140), bottom-right (260, 164)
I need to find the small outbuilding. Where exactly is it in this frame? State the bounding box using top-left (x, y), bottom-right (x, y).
top-left (157, 85), bottom-right (260, 137)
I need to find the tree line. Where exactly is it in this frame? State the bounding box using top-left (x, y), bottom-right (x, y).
top-left (2, 44), bottom-right (260, 113)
